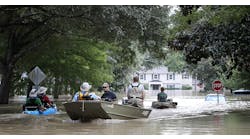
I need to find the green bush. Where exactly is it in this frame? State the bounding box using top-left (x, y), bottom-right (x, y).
top-left (182, 85), bottom-right (192, 90)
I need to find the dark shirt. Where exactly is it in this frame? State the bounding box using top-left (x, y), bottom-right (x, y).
top-left (101, 91), bottom-right (117, 101)
top-left (25, 97), bottom-right (42, 106)
top-left (157, 92), bottom-right (167, 102)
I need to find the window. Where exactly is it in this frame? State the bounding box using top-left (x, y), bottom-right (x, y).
top-left (140, 74), bottom-right (144, 80)
top-left (182, 73), bottom-right (189, 79)
top-left (153, 74), bottom-right (159, 80)
top-left (152, 84), bottom-right (160, 90)
top-left (167, 84), bottom-right (175, 89)
top-left (169, 75), bottom-right (172, 79)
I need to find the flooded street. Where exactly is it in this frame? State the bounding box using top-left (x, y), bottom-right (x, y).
top-left (1, 91), bottom-right (250, 135)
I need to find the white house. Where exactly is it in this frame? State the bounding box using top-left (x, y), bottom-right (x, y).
top-left (135, 66), bottom-right (194, 91)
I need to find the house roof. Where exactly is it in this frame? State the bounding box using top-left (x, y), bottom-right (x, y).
top-left (138, 66), bottom-right (168, 74)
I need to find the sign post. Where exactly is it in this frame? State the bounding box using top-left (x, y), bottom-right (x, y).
top-left (212, 80), bottom-right (223, 104)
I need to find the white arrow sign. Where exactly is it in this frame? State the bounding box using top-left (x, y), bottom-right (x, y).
top-left (28, 66), bottom-right (46, 85)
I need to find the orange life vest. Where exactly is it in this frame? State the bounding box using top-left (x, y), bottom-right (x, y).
top-left (78, 91), bottom-right (90, 100)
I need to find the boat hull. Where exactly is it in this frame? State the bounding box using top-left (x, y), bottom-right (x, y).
top-left (23, 107), bottom-right (57, 116)
top-left (151, 101), bottom-right (177, 109)
top-left (63, 101), bottom-right (111, 121)
top-left (101, 101), bottom-right (152, 120)
top-left (63, 100), bottom-right (152, 121)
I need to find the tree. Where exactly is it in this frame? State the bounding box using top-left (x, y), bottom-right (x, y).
top-left (168, 6), bottom-right (250, 90)
top-left (0, 6), bottom-right (55, 103)
top-left (221, 70), bottom-right (250, 90)
top-left (0, 5), bottom-right (170, 104)
top-left (187, 58), bottom-right (220, 91)
top-left (14, 36), bottom-right (113, 97)
top-left (170, 6), bottom-right (250, 76)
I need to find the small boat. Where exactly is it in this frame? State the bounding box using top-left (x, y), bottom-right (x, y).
top-left (63, 100), bottom-right (152, 121)
top-left (63, 101), bottom-right (110, 121)
top-left (233, 89), bottom-right (250, 95)
top-left (23, 105), bottom-right (57, 116)
top-left (151, 99), bottom-right (178, 109)
top-left (205, 94), bottom-right (226, 104)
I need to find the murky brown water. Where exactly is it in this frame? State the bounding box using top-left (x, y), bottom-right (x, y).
top-left (1, 91), bottom-right (250, 135)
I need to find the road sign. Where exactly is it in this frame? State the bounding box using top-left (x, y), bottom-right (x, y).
top-left (212, 80), bottom-right (223, 92)
top-left (28, 66), bottom-right (46, 85)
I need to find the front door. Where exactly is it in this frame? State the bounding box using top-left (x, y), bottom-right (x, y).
top-left (152, 84), bottom-right (160, 90)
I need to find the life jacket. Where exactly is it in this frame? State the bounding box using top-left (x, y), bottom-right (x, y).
top-left (78, 91), bottom-right (91, 100)
top-left (129, 83), bottom-right (141, 99)
top-left (26, 97), bottom-right (41, 107)
top-left (28, 98), bottom-right (39, 106)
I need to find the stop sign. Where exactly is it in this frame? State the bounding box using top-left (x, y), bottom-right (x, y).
top-left (212, 80), bottom-right (223, 92)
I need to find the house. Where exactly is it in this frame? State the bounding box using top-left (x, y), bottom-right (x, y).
top-left (135, 66), bottom-right (194, 91)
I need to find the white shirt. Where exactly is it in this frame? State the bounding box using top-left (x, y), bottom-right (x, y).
top-left (126, 82), bottom-right (144, 98)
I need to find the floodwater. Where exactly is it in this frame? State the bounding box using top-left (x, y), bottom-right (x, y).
top-left (1, 90), bottom-right (250, 135)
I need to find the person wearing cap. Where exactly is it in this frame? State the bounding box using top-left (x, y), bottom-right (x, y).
top-left (126, 76), bottom-right (145, 107)
top-left (23, 89), bottom-right (44, 111)
top-left (72, 82), bottom-right (100, 102)
top-left (37, 86), bottom-right (53, 108)
top-left (101, 83), bottom-right (117, 102)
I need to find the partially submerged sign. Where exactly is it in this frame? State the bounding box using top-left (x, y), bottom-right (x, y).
top-left (212, 80), bottom-right (223, 104)
top-left (28, 66), bottom-right (46, 85)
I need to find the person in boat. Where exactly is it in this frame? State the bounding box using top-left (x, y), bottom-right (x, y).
top-left (72, 82), bottom-right (100, 102)
top-left (37, 86), bottom-right (53, 108)
top-left (23, 89), bottom-right (45, 111)
top-left (157, 87), bottom-right (167, 102)
top-left (126, 76), bottom-right (145, 107)
top-left (101, 83), bottom-right (117, 102)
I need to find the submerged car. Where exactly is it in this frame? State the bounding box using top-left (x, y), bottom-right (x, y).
top-left (205, 94), bottom-right (226, 103)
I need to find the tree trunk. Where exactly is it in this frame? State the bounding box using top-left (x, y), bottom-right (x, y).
top-left (0, 65), bottom-right (13, 104)
top-left (26, 81), bottom-right (33, 98)
top-left (53, 77), bottom-right (60, 99)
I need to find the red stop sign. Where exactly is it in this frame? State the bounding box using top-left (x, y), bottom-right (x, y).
top-left (212, 80), bottom-right (223, 92)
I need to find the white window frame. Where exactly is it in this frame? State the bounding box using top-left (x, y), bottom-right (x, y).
top-left (182, 73), bottom-right (189, 79)
top-left (153, 74), bottom-right (158, 80)
top-left (140, 74), bottom-right (144, 80)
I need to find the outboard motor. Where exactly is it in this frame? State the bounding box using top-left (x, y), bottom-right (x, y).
top-left (122, 97), bottom-right (128, 104)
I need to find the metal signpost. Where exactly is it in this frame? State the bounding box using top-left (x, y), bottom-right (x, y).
top-left (28, 66), bottom-right (46, 89)
top-left (212, 80), bottom-right (223, 104)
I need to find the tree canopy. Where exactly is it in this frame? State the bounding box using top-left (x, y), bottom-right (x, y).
top-left (169, 5), bottom-right (250, 90)
top-left (170, 6), bottom-right (250, 76)
top-left (0, 5), bottom-right (170, 103)
top-left (1, 5), bottom-right (250, 103)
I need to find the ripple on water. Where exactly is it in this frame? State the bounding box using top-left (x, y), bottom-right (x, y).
top-left (147, 97), bottom-right (250, 120)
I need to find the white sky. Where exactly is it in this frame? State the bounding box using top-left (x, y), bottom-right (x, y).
top-left (1, 0), bottom-right (250, 5)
